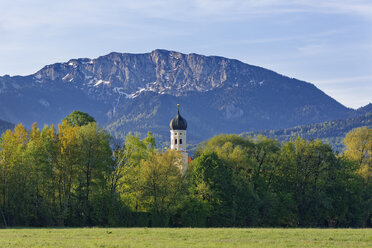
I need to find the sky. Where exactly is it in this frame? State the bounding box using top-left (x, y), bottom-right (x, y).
top-left (0, 0), bottom-right (371, 109)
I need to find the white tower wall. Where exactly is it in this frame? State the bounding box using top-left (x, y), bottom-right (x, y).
top-left (170, 130), bottom-right (187, 151)
top-left (170, 129), bottom-right (188, 174)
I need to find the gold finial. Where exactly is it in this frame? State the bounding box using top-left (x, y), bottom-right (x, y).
top-left (177, 103), bottom-right (180, 112)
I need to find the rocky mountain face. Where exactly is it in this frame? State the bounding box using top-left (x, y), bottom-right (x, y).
top-left (0, 49), bottom-right (355, 143)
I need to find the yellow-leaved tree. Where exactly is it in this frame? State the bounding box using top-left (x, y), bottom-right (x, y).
top-left (344, 127), bottom-right (372, 182)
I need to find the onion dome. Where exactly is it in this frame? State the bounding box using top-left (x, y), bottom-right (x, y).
top-left (170, 104), bottom-right (187, 130)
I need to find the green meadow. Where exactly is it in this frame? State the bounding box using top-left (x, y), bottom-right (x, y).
top-left (0, 228), bottom-right (370, 248)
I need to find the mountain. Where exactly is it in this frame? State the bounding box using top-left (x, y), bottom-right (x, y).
top-left (0, 49), bottom-right (355, 143)
top-left (0, 119), bottom-right (14, 135)
top-left (242, 111), bottom-right (372, 152)
top-left (354, 103), bottom-right (372, 116)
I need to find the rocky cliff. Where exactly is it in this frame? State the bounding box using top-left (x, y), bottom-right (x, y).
top-left (0, 49), bottom-right (354, 143)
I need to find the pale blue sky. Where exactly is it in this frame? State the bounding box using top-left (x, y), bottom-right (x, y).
top-left (0, 0), bottom-right (371, 108)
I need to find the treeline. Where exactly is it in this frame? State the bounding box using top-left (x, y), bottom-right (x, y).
top-left (243, 113), bottom-right (372, 152)
top-left (0, 112), bottom-right (371, 227)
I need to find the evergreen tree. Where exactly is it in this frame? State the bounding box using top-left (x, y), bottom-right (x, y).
top-left (63, 111), bottom-right (96, 127)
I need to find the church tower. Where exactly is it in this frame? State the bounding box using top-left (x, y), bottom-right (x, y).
top-left (169, 104), bottom-right (188, 174)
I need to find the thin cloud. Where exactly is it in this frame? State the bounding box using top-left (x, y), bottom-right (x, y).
top-left (0, 0), bottom-right (371, 108)
top-left (315, 75), bottom-right (372, 84)
top-left (229, 28), bottom-right (346, 45)
top-left (295, 0), bottom-right (372, 18)
top-left (297, 44), bottom-right (328, 55)
top-left (2, 0), bottom-right (372, 31)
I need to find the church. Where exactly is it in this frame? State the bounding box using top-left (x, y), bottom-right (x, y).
top-left (169, 104), bottom-right (190, 175)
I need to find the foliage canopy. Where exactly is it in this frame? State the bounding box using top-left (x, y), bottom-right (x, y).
top-left (0, 117), bottom-right (370, 227)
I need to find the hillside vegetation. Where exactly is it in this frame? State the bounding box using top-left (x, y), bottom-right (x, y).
top-left (242, 113), bottom-right (372, 152)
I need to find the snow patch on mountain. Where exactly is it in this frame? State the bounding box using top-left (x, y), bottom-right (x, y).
top-left (82, 60), bottom-right (94, 65)
top-left (68, 61), bottom-right (77, 68)
top-left (94, 80), bottom-right (111, 87)
top-left (62, 73), bottom-right (73, 82)
top-left (34, 74), bottom-right (42, 80)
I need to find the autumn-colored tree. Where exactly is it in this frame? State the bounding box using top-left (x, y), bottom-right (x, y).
top-left (0, 124), bottom-right (28, 226)
top-left (344, 127), bottom-right (372, 182)
top-left (55, 120), bottom-right (80, 225)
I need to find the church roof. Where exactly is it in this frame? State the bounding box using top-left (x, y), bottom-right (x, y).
top-left (170, 104), bottom-right (187, 130)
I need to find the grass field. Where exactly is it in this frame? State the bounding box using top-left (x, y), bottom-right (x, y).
top-left (0, 228), bottom-right (371, 248)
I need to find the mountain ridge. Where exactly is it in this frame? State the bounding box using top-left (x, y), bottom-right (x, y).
top-left (0, 49), bottom-right (355, 143)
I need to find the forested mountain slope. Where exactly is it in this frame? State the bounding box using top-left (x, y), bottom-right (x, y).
top-left (242, 111), bottom-right (372, 152)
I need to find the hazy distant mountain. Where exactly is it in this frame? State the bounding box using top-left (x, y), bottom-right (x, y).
top-left (0, 119), bottom-right (14, 135)
top-left (0, 49), bottom-right (355, 143)
top-left (242, 110), bottom-right (372, 152)
top-left (354, 103), bottom-right (372, 116)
